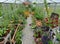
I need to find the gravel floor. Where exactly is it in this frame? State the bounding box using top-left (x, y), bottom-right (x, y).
top-left (22, 15), bottom-right (35, 44)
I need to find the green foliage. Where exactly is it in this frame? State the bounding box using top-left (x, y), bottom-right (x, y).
top-left (31, 25), bottom-right (36, 29)
top-left (33, 6), bottom-right (44, 20)
top-left (34, 33), bottom-right (38, 37)
top-left (31, 7), bottom-right (36, 11)
top-left (56, 30), bottom-right (60, 40)
top-left (0, 17), bottom-right (10, 27)
top-left (34, 12), bottom-right (44, 20)
top-left (15, 30), bottom-right (22, 44)
top-left (3, 20), bottom-right (10, 27)
top-left (44, 0), bottom-right (49, 16)
top-left (0, 29), bottom-right (3, 36)
top-left (0, 11), bottom-right (2, 17)
top-left (48, 40), bottom-right (53, 44)
top-left (0, 4), bottom-right (2, 17)
top-left (0, 27), bottom-right (7, 37)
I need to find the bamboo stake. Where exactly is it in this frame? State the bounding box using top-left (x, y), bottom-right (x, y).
top-left (11, 24), bottom-right (20, 43)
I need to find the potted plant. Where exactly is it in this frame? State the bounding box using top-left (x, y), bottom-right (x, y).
top-left (34, 12), bottom-right (44, 27)
top-left (50, 12), bottom-right (59, 28)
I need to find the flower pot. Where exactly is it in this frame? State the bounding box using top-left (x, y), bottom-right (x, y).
top-left (34, 38), bottom-right (42, 44)
top-left (23, 2), bottom-right (30, 5)
top-left (0, 38), bottom-right (4, 44)
top-left (6, 29), bottom-right (10, 33)
top-left (0, 41), bottom-right (4, 44)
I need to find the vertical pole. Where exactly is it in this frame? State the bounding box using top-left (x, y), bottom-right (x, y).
top-left (14, 0), bottom-right (16, 15)
top-left (44, 0), bottom-right (49, 17)
top-left (54, 2), bottom-right (57, 12)
top-left (2, 3), bottom-right (4, 16)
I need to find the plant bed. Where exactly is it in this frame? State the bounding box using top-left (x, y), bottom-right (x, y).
top-left (10, 18), bottom-right (26, 43)
top-left (10, 23), bottom-right (23, 44)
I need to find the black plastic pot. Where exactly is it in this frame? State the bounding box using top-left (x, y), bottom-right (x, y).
top-left (0, 38), bottom-right (4, 44)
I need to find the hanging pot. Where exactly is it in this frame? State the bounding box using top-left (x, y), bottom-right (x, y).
top-left (23, 2), bottom-right (30, 5)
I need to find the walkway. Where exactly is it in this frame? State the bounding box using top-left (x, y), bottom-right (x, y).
top-left (22, 15), bottom-right (35, 44)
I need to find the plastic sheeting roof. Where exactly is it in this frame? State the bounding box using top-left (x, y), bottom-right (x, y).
top-left (0, 0), bottom-right (25, 3)
top-left (0, 0), bottom-right (60, 3)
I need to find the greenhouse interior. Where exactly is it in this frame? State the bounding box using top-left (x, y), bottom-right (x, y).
top-left (0, 0), bottom-right (60, 44)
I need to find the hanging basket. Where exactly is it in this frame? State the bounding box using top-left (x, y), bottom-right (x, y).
top-left (23, 2), bottom-right (30, 5)
top-left (33, 2), bottom-right (36, 4)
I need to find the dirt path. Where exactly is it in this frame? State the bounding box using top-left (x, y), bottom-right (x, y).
top-left (22, 15), bottom-right (35, 44)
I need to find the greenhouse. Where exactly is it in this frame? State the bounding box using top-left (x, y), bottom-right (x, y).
top-left (0, 0), bottom-right (60, 44)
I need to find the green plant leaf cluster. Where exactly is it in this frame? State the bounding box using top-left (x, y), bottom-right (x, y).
top-left (34, 12), bottom-right (44, 20)
top-left (15, 30), bottom-right (22, 44)
top-left (33, 7), bottom-right (44, 20)
top-left (0, 27), bottom-right (7, 37)
top-left (0, 4), bottom-right (2, 17)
